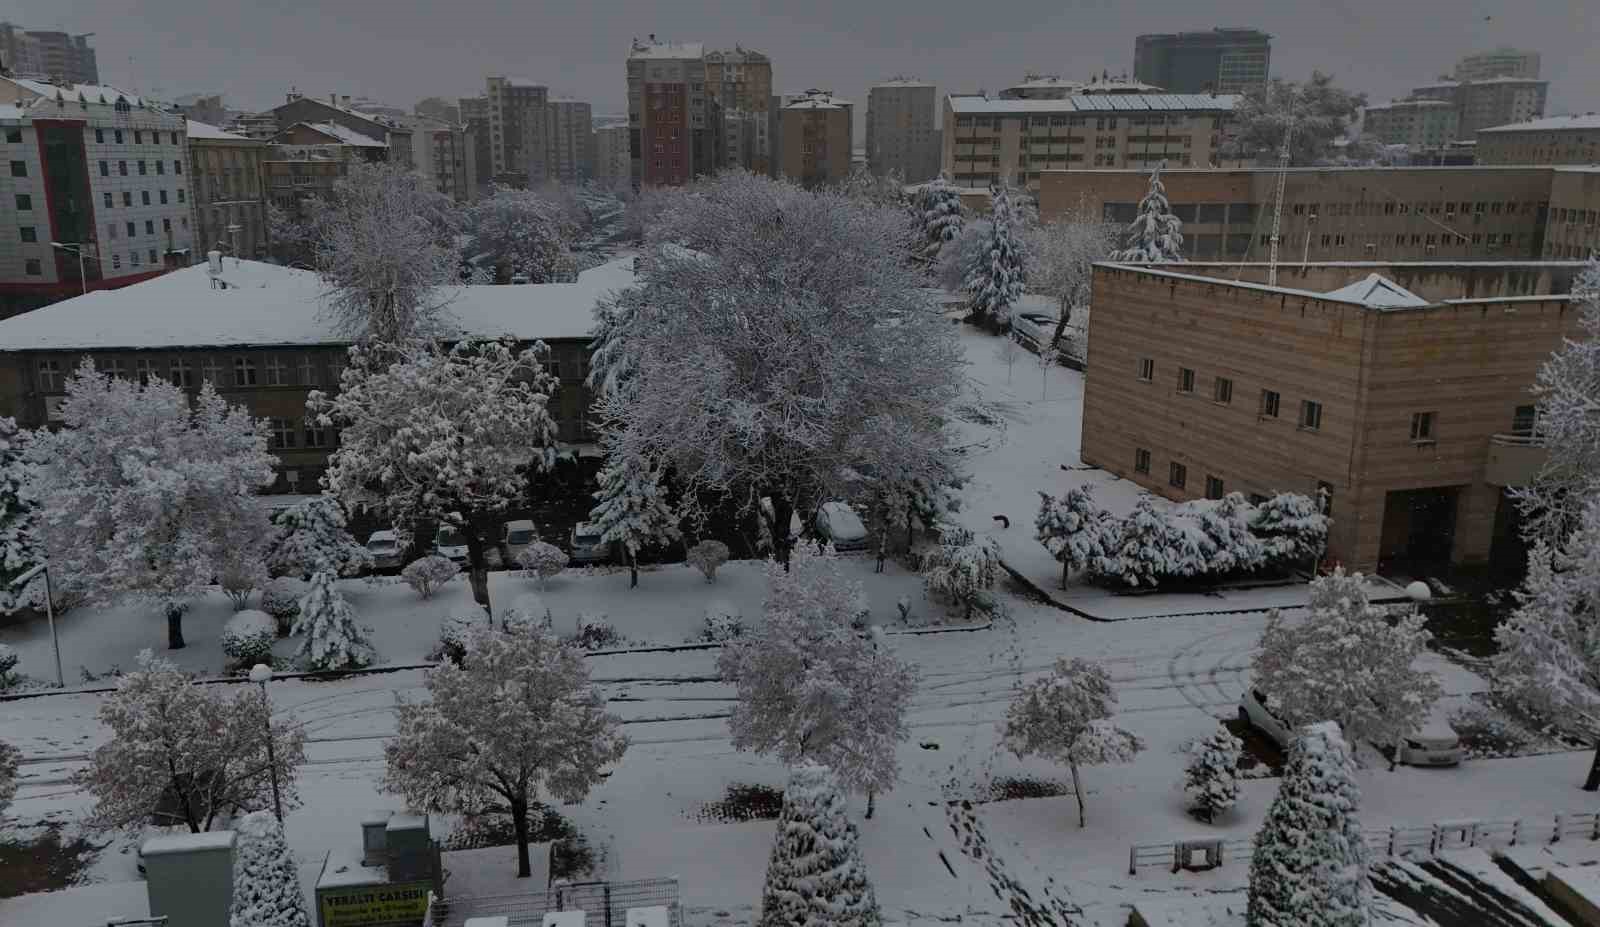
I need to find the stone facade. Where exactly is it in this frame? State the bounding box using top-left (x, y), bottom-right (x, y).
top-left (187, 129), bottom-right (266, 260)
top-left (780, 91), bottom-right (852, 188)
top-left (1477, 116), bottom-right (1600, 167)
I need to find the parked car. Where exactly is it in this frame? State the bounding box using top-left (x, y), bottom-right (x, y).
top-left (569, 522), bottom-right (611, 564)
top-left (814, 501), bottom-right (869, 553)
top-left (1010, 312), bottom-right (1062, 353)
top-left (1397, 710), bottom-right (1465, 767)
top-left (501, 519), bottom-right (540, 565)
top-left (366, 529), bottom-right (404, 572)
top-left (433, 521), bottom-right (469, 565)
top-left (1238, 687), bottom-right (1293, 749)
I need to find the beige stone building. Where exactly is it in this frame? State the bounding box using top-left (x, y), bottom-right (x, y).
top-left (1080, 261), bottom-right (1583, 574)
top-left (779, 90), bottom-right (852, 188)
top-left (592, 124), bottom-right (631, 191)
top-left (704, 47), bottom-right (773, 173)
top-left (1410, 76), bottom-right (1548, 142)
top-left (1362, 99), bottom-right (1459, 149)
top-left (1477, 115), bottom-right (1600, 167)
top-left (867, 79), bottom-right (939, 182)
top-left (943, 93), bottom-right (1236, 191)
top-left (1454, 47), bottom-right (1541, 81)
top-left (185, 120), bottom-right (267, 260)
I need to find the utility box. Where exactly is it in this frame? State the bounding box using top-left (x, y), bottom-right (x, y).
top-left (142, 830), bottom-right (236, 927)
top-left (361, 810), bottom-right (393, 867)
top-left (386, 813), bottom-right (432, 883)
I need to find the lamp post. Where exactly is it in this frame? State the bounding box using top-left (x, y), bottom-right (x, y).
top-left (248, 663), bottom-right (283, 822)
top-left (49, 242), bottom-right (100, 296)
top-left (10, 563), bottom-right (63, 688)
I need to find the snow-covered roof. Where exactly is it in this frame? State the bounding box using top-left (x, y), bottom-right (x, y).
top-left (1479, 113), bottom-right (1600, 133)
top-left (1320, 274), bottom-right (1430, 308)
top-left (0, 103), bottom-right (23, 120)
top-left (501, 77), bottom-right (546, 89)
top-left (1098, 262), bottom-right (1452, 312)
top-left (786, 95), bottom-right (849, 110)
top-left (874, 79), bottom-right (936, 88)
top-left (142, 830), bottom-right (236, 856)
top-left (948, 93), bottom-right (1237, 114)
top-left (288, 121), bottom-right (388, 147)
top-left (629, 41), bottom-right (704, 60)
top-left (6, 76), bottom-right (155, 108)
top-left (185, 118), bottom-right (252, 142)
top-left (0, 255), bottom-right (637, 352)
top-left (1365, 99), bottom-right (1455, 111)
top-left (1414, 76), bottom-right (1547, 89)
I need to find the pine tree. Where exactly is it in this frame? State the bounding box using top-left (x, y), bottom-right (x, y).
top-left (1247, 721), bottom-right (1371, 927)
top-left (0, 417), bottom-right (37, 616)
top-left (1250, 491), bottom-right (1331, 570)
top-left (0, 737), bottom-right (18, 817)
top-left (588, 453), bottom-right (680, 588)
top-left (1183, 724), bottom-right (1244, 824)
top-left (1110, 164), bottom-right (1184, 262)
top-left (266, 496), bottom-right (371, 578)
top-left (229, 811), bottom-right (311, 927)
top-left (1101, 497), bottom-right (1171, 587)
top-left (1195, 493), bottom-right (1266, 576)
top-left (759, 762), bottom-right (880, 927)
top-left (962, 184), bottom-right (1026, 328)
top-left (1035, 487), bottom-right (1110, 590)
top-left (916, 176), bottom-right (966, 262)
top-left (292, 571), bottom-right (375, 671)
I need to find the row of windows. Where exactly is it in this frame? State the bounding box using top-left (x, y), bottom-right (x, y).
top-left (105, 214), bottom-right (186, 240)
top-left (98, 158), bottom-right (184, 177)
top-left (102, 187), bottom-right (186, 208)
top-left (1554, 208), bottom-right (1599, 226)
top-left (1139, 358), bottom-right (1325, 430)
top-left (1133, 447), bottom-right (1335, 511)
top-left (35, 354), bottom-right (346, 392)
top-left (267, 417), bottom-right (334, 449)
top-left (93, 128), bottom-right (181, 147)
top-left (1291, 199), bottom-right (1539, 219)
top-left (955, 115), bottom-right (1226, 130)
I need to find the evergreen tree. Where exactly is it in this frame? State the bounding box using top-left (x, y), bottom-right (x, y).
top-left (1248, 721), bottom-right (1371, 927)
top-left (1110, 164), bottom-right (1184, 262)
top-left (229, 811), bottom-right (312, 927)
top-left (916, 176), bottom-right (966, 262)
top-left (1035, 487), bottom-right (1110, 590)
top-left (962, 184), bottom-right (1026, 328)
top-left (266, 496), bottom-right (371, 578)
top-left (588, 452), bottom-right (681, 588)
top-left (1101, 497), bottom-right (1171, 587)
top-left (1183, 724), bottom-right (1244, 824)
top-left (0, 417), bottom-right (36, 615)
top-left (291, 571), bottom-right (375, 671)
top-left (759, 762), bottom-right (880, 927)
top-left (0, 737), bottom-right (18, 816)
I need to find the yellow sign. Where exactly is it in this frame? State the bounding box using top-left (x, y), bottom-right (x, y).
top-left (317, 880), bottom-right (432, 927)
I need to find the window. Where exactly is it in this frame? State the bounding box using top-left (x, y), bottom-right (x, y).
top-left (37, 359), bottom-right (63, 391)
top-left (141, 190), bottom-right (150, 205)
top-left (155, 160), bottom-right (165, 175)
top-left (114, 129), bottom-right (123, 144)
top-left (148, 248), bottom-right (157, 265)
top-left (135, 358), bottom-right (158, 384)
top-left (299, 356), bottom-right (318, 386)
top-left (163, 218), bottom-right (172, 234)
top-left (126, 221), bottom-right (136, 237)
top-left (234, 355), bottom-right (258, 386)
top-left (1137, 358), bottom-right (1154, 381)
top-left (177, 188), bottom-right (185, 203)
top-left (1260, 389), bottom-right (1280, 418)
top-left (1134, 448), bottom-right (1151, 474)
top-left (1177, 367), bottom-right (1195, 393)
top-left (145, 220), bottom-right (155, 235)
top-left (159, 190), bottom-right (168, 204)
top-left (112, 253), bottom-right (121, 269)
top-left (304, 419), bottom-right (329, 448)
top-left (123, 191), bottom-right (132, 206)
top-left (269, 418), bottom-right (297, 449)
top-left (103, 191), bottom-right (112, 208)
top-left (1409, 411), bottom-right (1436, 442)
top-left (1512, 404), bottom-right (1537, 437)
top-left (174, 159), bottom-right (184, 175)
top-left (8, 161), bottom-right (24, 177)
top-left (134, 130), bottom-right (143, 144)
top-left (1299, 400), bottom-right (1323, 431)
top-left (1169, 462), bottom-right (1187, 489)
top-left (265, 356), bottom-right (287, 385)
top-left (1205, 476), bottom-right (1225, 500)
top-left (1213, 377), bottom-right (1233, 404)
top-left (18, 226), bottom-right (35, 243)
top-left (202, 357), bottom-right (223, 384)
top-left (131, 251), bottom-right (141, 266)
top-left (137, 160), bottom-right (147, 175)
top-left (99, 159), bottom-right (109, 176)
top-left (170, 358), bottom-right (195, 387)
top-left (23, 258), bottom-right (41, 276)
top-left (95, 128), bottom-right (105, 143)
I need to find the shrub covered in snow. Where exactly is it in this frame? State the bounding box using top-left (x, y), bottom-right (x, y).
top-left (501, 593), bottom-right (550, 633)
top-left (0, 737), bottom-right (17, 815)
top-left (687, 540), bottom-right (730, 583)
top-left (759, 761), bottom-right (880, 927)
top-left (921, 524), bottom-right (1002, 619)
top-left (402, 555), bottom-right (459, 599)
top-left (569, 613), bottom-right (622, 651)
top-left (1251, 491), bottom-right (1331, 569)
top-left (516, 542), bottom-right (567, 589)
top-left (0, 643), bottom-right (19, 691)
top-left (701, 600), bottom-right (745, 642)
top-left (291, 572), bottom-right (375, 671)
top-left (260, 577), bottom-right (308, 636)
top-left (1035, 487), bottom-right (1110, 589)
top-left (222, 610), bottom-right (278, 671)
top-left (229, 810), bottom-right (312, 927)
top-left (431, 611), bottom-right (484, 666)
top-left (1183, 724), bottom-right (1244, 823)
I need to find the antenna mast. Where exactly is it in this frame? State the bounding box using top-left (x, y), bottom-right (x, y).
top-left (1266, 95), bottom-right (1297, 287)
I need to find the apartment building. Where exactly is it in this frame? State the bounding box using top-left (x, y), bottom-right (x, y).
top-left (227, 112), bottom-right (279, 141)
top-left (704, 47), bottom-right (773, 173)
top-left (485, 77), bottom-right (547, 186)
top-left (269, 92), bottom-right (413, 169)
top-left (867, 79), bottom-right (939, 182)
top-left (943, 93), bottom-right (1236, 191)
top-left (627, 37), bottom-right (721, 187)
top-left (1477, 115), bottom-right (1600, 167)
top-left (1410, 76), bottom-right (1548, 141)
top-left (261, 122), bottom-right (388, 227)
top-left (0, 77), bottom-right (195, 318)
top-left (543, 99), bottom-right (592, 183)
top-left (408, 116), bottom-right (472, 201)
top-left (0, 23), bottom-right (98, 84)
top-left (1454, 47), bottom-right (1541, 81)
top-left (593, 124), bottom-right (630, 191)
top-left (1362, 99), bottom-right (1459, 149)
top-left (414, 97), bottom-right (460, 126)
top-left (186, 120), bottom-right (266, 260)
top-left (459, 95), bottom-right (493, 196)
top-left (779, 90), bottom-right (852, 188)
top-left (1133, 28), bottom-right (1271, 94)
top-left (1081, 261), bottom-right (1582, 574)
top-left (173, 93), bottom-right (227, 126)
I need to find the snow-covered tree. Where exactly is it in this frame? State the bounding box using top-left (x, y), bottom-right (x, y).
top-left (229, 810), bottom-right (312, 927)
top-left (1251, 491), bottom-right (1332, 570)
top-left (382, 623), bottom-right (627, 878)
top-left (402, 555), bottom-right (459, 599)
top-left (515, 542), bottom-right (565, 590)
top-left (0, 737), bottom-right (17, 817)
top-left (995, 336), bottom-right (1024, 383)
top-left (687, 540), bottom-right (730, 583)
top-left (217, 542), bottom-right (269, 611)
top-left (1253, 568), bottom-right (1441, 762)
top-left (1493, 495), bottom-right (1600, 789)
top-left (1003, 657), bottom-right (1143, 827)
top-left (1098, 496), bottom-right (1168, 587)
top-left (1195, 493), bottom-right (1266, 576)
top-left (291, 571), bottom-right (375, 671)
top-left (1516, 258), bottom-right (1600, 546)
top-left (915, 176), bottom-right (966, 262)
top-left (1110, 164), bottom-right (1184, 262)
top-left (24, 362), bottom-right (275, 648)
top-left (264, 199), bottom-right (316, 266)
top-left (1023, 209), bottom-right (1116, 348)
top-left (266, 496), bottom-right (371, 579)
top-left (75, 650), bottom-right (305, 832)
top-left (963, 184), bottom-right (1026, 328)
top-left (835, 166), bottom-right (908, 210)
top-left (221, 610), bottom-right (278, 670)
top-left (464, 184), bottom-right (578, 284)
top-left (922, 524), bottom-right (1002, 619)
top-left (588, 452), bottom-right (680, 587)
top-left (937, 219), bottom-right (990, 293)
top-left (1247, 721), bottom-right (1371, 927)
top-left (0, 417), bottom-right (37, 616)
top-left (312, 337), bottom-right (561, 614)
top-left (719, 547), bottom-right (917, 817)
top-left (307, 161), bottom-right (461, 343)
top-left (1036, 488), bottom-right (1111, 590)
top-left (1036, 341), bottom-right (1060, 399)
top-left (760, 762), bottom-right (880, 927)
top-left (1225, 72), bottom-right (1368, 167)
top-left (1183, 724), bottom-right (1244, 823)
top-left (590, 172), bottom-right (962, 566)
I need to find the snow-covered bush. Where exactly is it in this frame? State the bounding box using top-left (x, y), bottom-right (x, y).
top-left (1035, 487), bottom-right (1110, 589)
top-left (687, 540), bottom-right (730, 583)
top-left (402, 555), bottom-right (459, 599)
top-left (701, 600), bottom-right (745, 642)
top-left (759, 762), bottom-right (880, 927)
top-left (430, 611), bottom-right (484, 666)
top-left (501, 593), bottom-right (550, 633)
top-left (1251, 491), bottom-right (1331, 569)
top-left (1193, 493), bottom-right (1265, 576)
top-left (260, 577), bottom-right (308, 636)
top-left (218, 548), bottom-right (268, 611)
top-left (0, 416), bottom-right (38, 619)
top-left (1183, 724), bottom-right (1243, 824)
top-left (0, 737), bottom-right (17, 815)
top-left (291, 572), bottom-right (375, 672)
top-left (265, 496), bottom-right (370, 579)
top-left (229, 810), bottom-right (312, 927)
top-left (221, 610), bottom-right (277, 671)
top-left (0, 643), bottom-right (19, 691)
top-left (516, 542), bottom-right (567, 589)
top-left (922, 524), bottom-right (1002, 619)
top-left (569, 613), bottom-right (622, 651)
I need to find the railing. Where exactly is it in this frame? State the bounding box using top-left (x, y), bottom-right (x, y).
top-left (1489, 432), bottom-right (1543, 447)
top-left (1128, 810), bottom-right (1600, 876)
top-left (423, 876), bottom-right (681, 927)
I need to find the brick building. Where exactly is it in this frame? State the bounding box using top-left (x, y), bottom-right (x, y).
top-left (779, 90), bottom-right (852, 188)
top-left (1080, 261), bottom-right (1584, 574)
top-left (627, 37), bottom-right (722, 187)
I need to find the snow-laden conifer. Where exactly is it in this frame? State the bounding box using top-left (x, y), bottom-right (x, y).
top-left (963, 184), bottom-right (1026, 327)
top-left (292, 571), bottom-right (375, 671)
top-left (1110, 164), bottom-right (1184, 262)
top-left (1035, 487), bottom-right (1110, 589)
top-left (0, 417), bottom-right (37, 616)
top-left (266, 496), bottom-right (371, 578)
top-left (229, 811), bottom-right (311, 927)
top-left (759, 761), bottom-right (880, 927)
top-left (916, 176), bottom-right (966, 262)
top-left (588, 452), bottom-right (680, 588)
top-left (1183, 724), bottom-right (1244, 823)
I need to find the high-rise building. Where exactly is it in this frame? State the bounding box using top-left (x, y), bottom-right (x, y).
top-left (1361, 99), bottom-right (1460, 149)
top-left (0, 23), bottom-right (98, 84)
top-left (186, 120), bottom-right (267, 262)
top-left (1133, 27), bottom-right (1271, 95)
top-left (779, 90), bottom-right (852, 188)
top-left (1410, 76), bottom-right (1548, 141)
top-left (172, 93), bottom-right (227, 126)
top-left (627, 36), bottom-right (722, 187)
top-left (485, 76), bottom-right (548, 186)
top-left (593, 124), bottom-right (631, 191)
top-left (867, 79), bottom-right (939, 182)
top-left (459, 95), bottom-right (493, 195)
top-left (544, 99), bottom-right (593, 183)
top-left (1453, 47), bottom-right (1541, 81)
top-left (409, 116), bottom-right (472, 202)
top-left (704, 47), bottom-right (773, 173)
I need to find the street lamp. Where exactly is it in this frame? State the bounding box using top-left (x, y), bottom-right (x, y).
top-left (248, 663), bottom-right (284, 822)
top-left (49, 242), bottom-right (100, 297)
top-left (10, 563), bottom-right (63, 688)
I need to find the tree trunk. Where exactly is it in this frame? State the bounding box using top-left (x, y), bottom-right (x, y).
top-left (512, 798), bottom-right (532, 878)
top-left (769, 492), bottom-right (796, 569)
top-left (629, 550), bottom-right (638, 589)
top-left (1069, 760), bottom-right (1085, 828)
top-left (1584, 742), bottom-right (1600, 792)
top-left (1062, 560), bottom-right (1069, 591)
top-left (866, 790), bottom-right (876, 820)
top-left (1049, 301), bottom-right (1071, 352)
top-left (166, 604), bottom-right (186, 650)
top-left (463, 514), bottom-right (492, 616)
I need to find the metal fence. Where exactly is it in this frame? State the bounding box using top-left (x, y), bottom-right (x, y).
top-left (1128, 810), bottom-right (1600, 875)
top-left (423, 876), bottom-right (681, 927)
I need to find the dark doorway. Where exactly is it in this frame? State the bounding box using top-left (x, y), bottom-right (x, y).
top-left (1487, 489), bottom-right (1529, 581)
top-left (1379, 487), bottom-right (1460, 575)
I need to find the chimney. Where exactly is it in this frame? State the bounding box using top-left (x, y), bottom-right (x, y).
top-left (329, 93), bottom-right (336, 105)
top-left (341, 95), bottom-right (351, 107)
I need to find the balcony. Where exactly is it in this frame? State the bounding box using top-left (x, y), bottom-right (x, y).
top-left (1483, 434), bottom-right (1547, 487)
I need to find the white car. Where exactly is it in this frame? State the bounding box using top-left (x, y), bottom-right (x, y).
top-left (365, 529), bottom-right (403, 572)
top-left (433, 522), bottom-right (469, 564)
top-left (1397, 711), bottom-right (1465, 767)
top-left (569, 522), bottom-right (611, 564)
top-left (814, 502), bottom-right (869, 553)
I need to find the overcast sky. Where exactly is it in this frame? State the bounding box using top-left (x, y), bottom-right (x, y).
top-left (12, 0), bottom-right (1597, 122)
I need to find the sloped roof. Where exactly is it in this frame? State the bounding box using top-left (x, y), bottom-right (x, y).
top-left (629, 41), bottom-right (704, 60)
top-left (185, 119), bottom-right (253, 142)
top-left (284, 121), bottom-right (388, 147)
top-left (6, 76), bottom-right (155, 107)
top-left (1321, 274), bottom-right (1430, 309)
